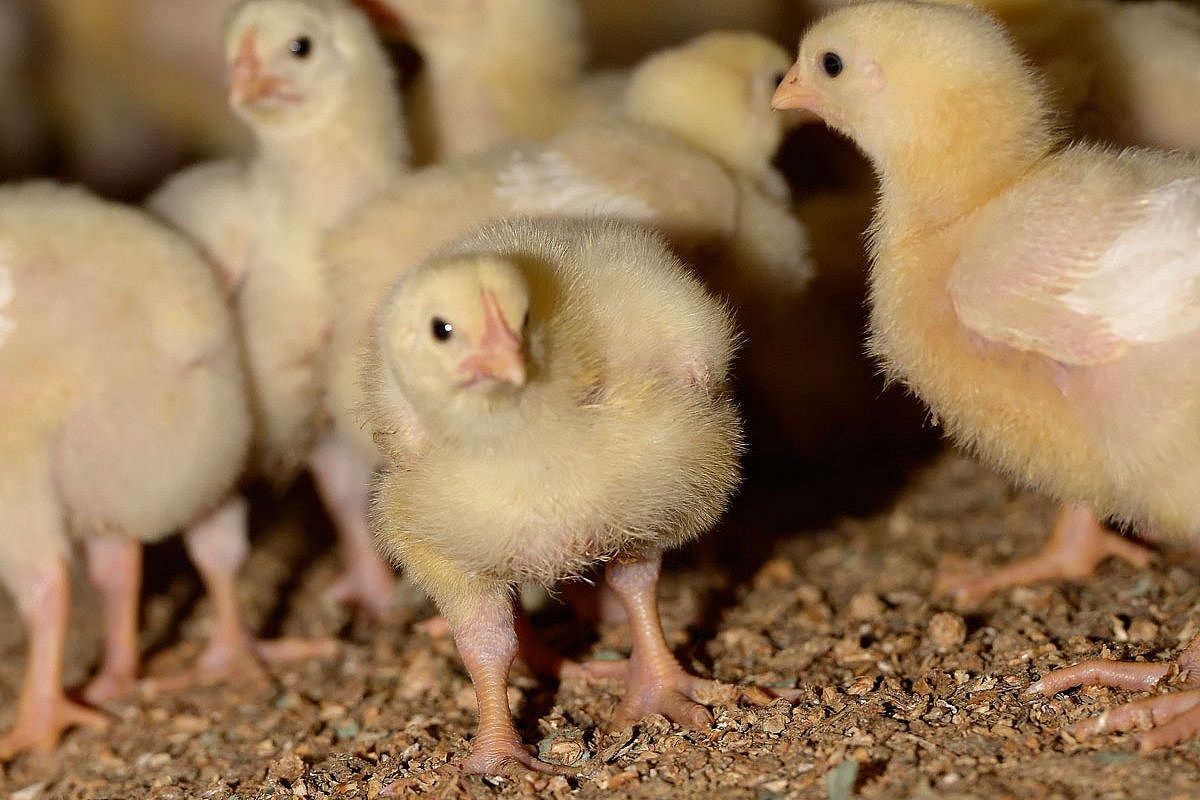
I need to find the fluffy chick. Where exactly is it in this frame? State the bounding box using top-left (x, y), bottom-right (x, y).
top-left (366, 217), bottom-right (791, 775)
top-left (0, 182), bottom-right (250, 756)
top-left (773, 0), bottom-right (1200, 749)
top-left (935, 0), bottom-right (1200, 153)
top-left (150, 0), bottom-right (409, 618)
top-left (374, 0), bottom-right (622, 164)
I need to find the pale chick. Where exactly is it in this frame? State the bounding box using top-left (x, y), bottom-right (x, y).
top-left (365, 217), bottom-right (794, 776)
top-left (372, 0), bottom-right (624, 164)
top-left (934, 0), bottom-right (1200, 153)
top-left (150, 0), bottom-right (409, 619)
top-left (773, 0), bottom-right (1200, 749)
top-left (0, 182), bottom-right (253, 756)
top-left (323, 29), bottom-right (810, 518)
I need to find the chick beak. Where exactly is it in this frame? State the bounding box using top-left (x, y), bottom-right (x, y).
top-left (771, 62), bottom-right (822, 123)
top-left (230, 29), bottom-right (284, 105)
top-left (458, 290), bottom-right (526, 387)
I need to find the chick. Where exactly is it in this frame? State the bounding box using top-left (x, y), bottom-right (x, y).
top-left (375, 0), bottom-right (622, 164)
top-left (773, 1), bottom-right (1200, 748)
top-left (150, 0), bottom-right (409, 618)
top-left (366, 217), bottom-right (791, 775)
top-left (935, 0), bottom-right (1200, 153)
top-left (0, 181), bottom-right (251, 755)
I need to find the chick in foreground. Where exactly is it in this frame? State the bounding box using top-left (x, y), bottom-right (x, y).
top-left (774, 1), bottom-right (1200, 748)
top-left (150, 0), bottom-right (409, 619)
top-left (366, 218), bottom-right (791, 775)
top-left (0, 182), bottom-right (251, 755)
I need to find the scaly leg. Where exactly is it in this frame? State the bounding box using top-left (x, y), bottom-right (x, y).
top-left (935, 504), bottom-right (1153, 606)
top-left (0, 556), bottom-right (108, 758)
top-left (144, 496), bottom-right (336, 692)
top-left (81, 537), bottom-right (142, 704)
top-left (310, 437), bottom-right (396, 620)
top-left (580, 552), bottom-right (797, 730)
top-left (1029, 634), bottom-right (1200, 751)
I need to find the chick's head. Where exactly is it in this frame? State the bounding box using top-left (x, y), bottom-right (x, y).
top-left (224, 0), bottom-right (377, 136)
top-left (772, 1), bottom-right (1049, 167)
top-left (378, 254), bottom-right (533, 432)
top-left (625, 31), bottom-right (794, 183)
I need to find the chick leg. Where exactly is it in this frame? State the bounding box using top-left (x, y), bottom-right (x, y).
top-left (428, 582), bottom-right (575, 777)
top-left (80, 537), bottom-right (142, 704)
top-left (935, 504), bottom-right (1153, 606)
top-left (145, 497), bottom-right (336, 692)
top-left (0, 556), bottom-right (108, 758)
top-left (310, 436), bottom-right (396, 620)
top-left (587, 552), bottom-right (797, 731)
top-left (1028, 634), bottom-right (1200, 751)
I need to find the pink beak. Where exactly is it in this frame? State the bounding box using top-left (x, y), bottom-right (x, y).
top-left (771, 62), bottom-right (823, 123)
top-left (230, 29), bottom-right (286, 105)
top-left (458, 290), bottom-right (526, 387)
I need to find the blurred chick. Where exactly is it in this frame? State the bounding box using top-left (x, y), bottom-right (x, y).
top-left (935, 0), bottom-right (1200, 152)
top-left (0, 182), bottom-right (250, 755)
top-left (150, 0), bottom-right (409, 619)
top-left (375, 0), bottom-right (623, 164)
top-left (366, 217), bottom-right (790, 775)
top-left (773, 0), bottom-right (1200, 749)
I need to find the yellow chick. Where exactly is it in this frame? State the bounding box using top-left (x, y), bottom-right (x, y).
top-left (773, 0), bottom-right (1200, 750)
top-left (150, 0), bottom-right (409, 619)
top-left (365, 217), bottom-right (792, 775)
top-left (375, 0), bottom-right (623, 164)
top-left (0, 182), bottom-right (251, 755)
top-left (936, 0), bottom-right (1200, 153)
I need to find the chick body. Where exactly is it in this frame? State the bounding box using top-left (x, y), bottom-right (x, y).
top-left (774, 0), bottom-right (1200, 748)
top-left (0, 181), bottom-right (250, 755)
top-left (367, 218), bottom-right (770, 775)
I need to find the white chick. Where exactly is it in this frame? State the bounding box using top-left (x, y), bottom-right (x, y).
top-left (772, 0), bottom-right (1200, 749)
top-left (365, 217), bottom-right (792, 776)
top-left (372, 0), bottom-right (623, 163)
top-left (150, 0), bottom-right (409, 618)
top-left (0, 181), bottom-right (251, 755)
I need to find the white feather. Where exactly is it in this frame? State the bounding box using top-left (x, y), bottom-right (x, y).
top-left (1062, 177), bottom-right (1200, 344)
top-left (494, 150), bottom-right (656, 220)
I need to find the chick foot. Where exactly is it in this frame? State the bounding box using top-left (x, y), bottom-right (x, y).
top-left (144, 497), bottom-right (337, 693)
top-left (311, 436), bottom-right (397, 620)
top-left (1, 556), bottom-right (108, 758)
top-left (80, 537), bottom-right (142, 705)
top-left (1028, 634), bottom-right (1200, 750)
top-left (935, 504), bottom-right (1153, 606)
top-left (593, 553), bottom-right (798, 731)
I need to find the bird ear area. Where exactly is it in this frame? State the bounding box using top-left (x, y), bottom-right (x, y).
top-left (862, 59), bottom-right (886, 95)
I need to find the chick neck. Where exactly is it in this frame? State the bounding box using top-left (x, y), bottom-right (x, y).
top-left (865, 75), bottom-right (1061, 236)
top-left (248, 71), bottom-right (409, 213)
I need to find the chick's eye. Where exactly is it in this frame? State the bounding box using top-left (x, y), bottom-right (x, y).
top-left (772, 72), bottom-right (787, 87)
top-left (821, 51), bottom-right (843, 78)
top-left (431, 317), bottom-right (453, 341)
top-left (289, 36), bottom-right (312, 57)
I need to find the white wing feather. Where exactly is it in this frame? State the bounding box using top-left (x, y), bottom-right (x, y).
top-left (495, 149), bottom-right (657, 220)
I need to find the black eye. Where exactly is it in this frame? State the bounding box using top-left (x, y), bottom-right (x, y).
top-left (431, 317), bottom-right (453, 341)
top-left (522, 310), bottom-right (530, 330)
top-left (773, 72), bottom-right (787, 87)
top-left (289, 36), bottom-right (312, 57)
top-left (821, 51), bottom-right (843, 78)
